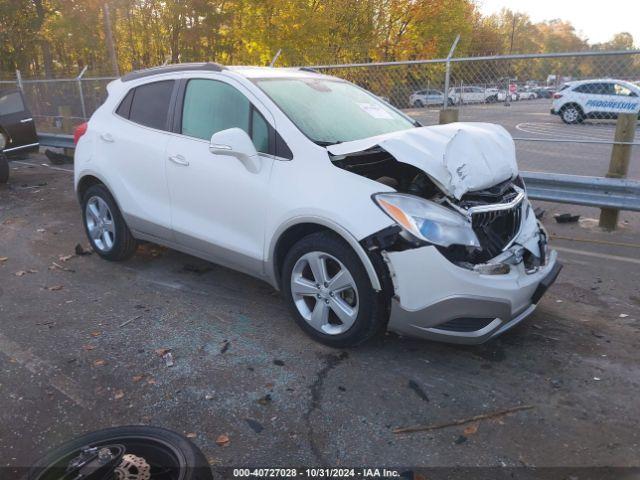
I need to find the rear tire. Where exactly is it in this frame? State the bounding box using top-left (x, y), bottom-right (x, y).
top-left (0, 156), bottom-right (8, 184)
top-left (28, 425), bottom-right (213, 480)
top-left (561, 104), bottom-right (584, 124)
top-left (282, 231), bottom-right (388, 348)
top-left (82, 184), bottom-right (137, 261)
top-left (414, 99), bottom-right (424, 108)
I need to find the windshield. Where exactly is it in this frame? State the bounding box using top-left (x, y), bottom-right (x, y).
top-left (255, 77), bottom-right (415, 145)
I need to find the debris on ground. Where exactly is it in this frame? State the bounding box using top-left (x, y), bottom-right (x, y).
top-left (273, 359), bottom-right (285, 366)
top-left (454, 435), bottom-right (467, 445)
top-left (113, 389), bottom-right (125, 400)
top-left (0, 256), bottom-right (8, 263)
top-left (58, 254), bottom-right (75, 262)
top-left (119, 315), bottom-right (142, 328)
top-left (75, 243), bottom-right (92, 256)
top-left (93, 359), bottom-right (107, 367)
top-left (534, 207), bottom-right (545, 219)
top-left (46, 285), bottom-right (64, 291)
top-left (215, 434), bottom-right (230, 447)
top-left (245, 418), bottom-right (264, 433)
top-left (155, 348), bottom-right (171, 356)
top-left (183, 263), bottom-right (213, 275)
top-left (205, 394), bottom-right (214, 400)
top-left (163, 352), bottom-right (174, 367)
top-left (619, 314), bottom-right (629, 318)
top-left (82, 345), bottom-right (95, 351)
top-left (408, 380), bottom-right (430, 402)
top-left (220, 340), bottom-right (230, 354)
top-left (49, 262), bottom-right (75, 273)
top-left (463, 422), bottom-right (479, 436)
top-left (554, 213), bottom-right (580, 223)
top-left (90, 331), bottom-right (101, 337)
top-left (186, 432), bottom-right (197, 438)
top-left (257, 394), bottom-right (272, 405)
top-left (132, 375), bottom-right (145, 382)
top-left (393, 405), bottom-right (535, 434)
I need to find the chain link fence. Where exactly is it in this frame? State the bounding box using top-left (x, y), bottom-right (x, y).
top-left (2, 49), bottom-right (639, 180)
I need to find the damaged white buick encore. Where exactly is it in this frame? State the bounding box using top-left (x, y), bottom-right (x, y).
top-left (74, 63), bottom-right (561, 347)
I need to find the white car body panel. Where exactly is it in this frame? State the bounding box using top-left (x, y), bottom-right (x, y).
top-left (75, 64), bottom-right (559, 345)
top-left (327, 122), bottom-right (517, 199)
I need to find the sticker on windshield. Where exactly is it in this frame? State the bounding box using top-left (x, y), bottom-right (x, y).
top-left (357, 102), bottom-right (393, 119)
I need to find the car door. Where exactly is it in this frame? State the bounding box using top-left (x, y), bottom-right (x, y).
top-left (0, 89), bottom-right (38, 154)
top-left (165, 77), bottom-right (277, 277)
top-left (101, 79), bottom-right (176, 240)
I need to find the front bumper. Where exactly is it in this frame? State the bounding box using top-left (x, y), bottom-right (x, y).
top-left (384, 244), bottom-right (561, 345)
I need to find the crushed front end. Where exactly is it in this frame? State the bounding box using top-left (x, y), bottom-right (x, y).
top-left (362, 177), bottom-right (561, 344)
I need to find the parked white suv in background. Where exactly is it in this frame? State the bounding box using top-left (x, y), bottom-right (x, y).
top-left (551, 78), bottom-right (640, 123)
top-left (74, 63), bottom-right (561, 347)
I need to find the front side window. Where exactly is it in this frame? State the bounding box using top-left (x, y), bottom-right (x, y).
top-left (255, 77), bottom-right (414, 145)
top-left (0, 91), bottom-right (25, 115)
top-left (181, 79), bottom-right (270, 154)
top-left (126, 80), bottom-right (175, 130)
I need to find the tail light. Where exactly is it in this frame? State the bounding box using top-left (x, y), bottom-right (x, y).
top-left (73, 122), bottom-right (88, 145)
top-left (552, 93), bottom-right (563, 99)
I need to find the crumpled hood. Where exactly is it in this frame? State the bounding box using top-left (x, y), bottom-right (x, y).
top-left (327, 122), bottom-right (518, 199)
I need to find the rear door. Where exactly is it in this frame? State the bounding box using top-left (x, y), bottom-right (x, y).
top-left (0, 89), bottom-right (38, 154)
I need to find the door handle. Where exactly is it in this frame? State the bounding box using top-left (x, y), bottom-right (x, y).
top-left (100, 133), bottom-right (114, 143)
top-left (168, 154), bottom-right (189, 166)
top-left (20, 118), bottom-right (33, 123)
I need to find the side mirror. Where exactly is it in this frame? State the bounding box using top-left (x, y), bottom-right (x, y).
top-left (209, 128), bottom-right (260, 173)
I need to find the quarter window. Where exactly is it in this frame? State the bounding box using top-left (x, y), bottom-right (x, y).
top-left (614, 84), bottom-right (636, 96)
top-left (126, 80), bottom-right (175, 130)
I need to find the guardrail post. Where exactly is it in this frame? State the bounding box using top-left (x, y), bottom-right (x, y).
top-left (439, 109), bottom-right (459, 124)
top-left (599, 113), bottom-right (637, 230)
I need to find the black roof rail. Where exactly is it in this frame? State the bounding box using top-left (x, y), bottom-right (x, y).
top-left (121, 62), bottom-right (226, 82)
top-left (298, 67), bottom-right (319, 73)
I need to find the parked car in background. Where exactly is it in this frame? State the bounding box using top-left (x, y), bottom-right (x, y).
top-left (409, 89), bottom-right (449, 107)
top-left (551, 78), bottom-right (640, 123)
top-left (74, 63), bottom-right (560, 347)
top-left (0, 88), bottom-right (39, 183)
top-left (532, 87), bottom-right (553, 99)
top-left (518, 90), bottom-right (538, 100)
top-left (449, 86), bottom-right (508, 104)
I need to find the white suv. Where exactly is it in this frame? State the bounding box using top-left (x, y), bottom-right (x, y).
top-left (551, 79), bottom-right (640, 123)
top-left (74, 63), bottom-right (561, 347)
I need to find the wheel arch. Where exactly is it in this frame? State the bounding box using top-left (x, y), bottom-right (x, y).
top-left (268, 218), bottom-right (383, 292)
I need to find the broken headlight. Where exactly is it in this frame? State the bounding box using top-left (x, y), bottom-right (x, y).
top-left (373, 193), bottom-right (480, 248)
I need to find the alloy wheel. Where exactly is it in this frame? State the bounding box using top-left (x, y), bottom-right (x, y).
top-left (85, 196), bottom-right (115, 252)
top-left (290, 251), bottom-right (359, 335)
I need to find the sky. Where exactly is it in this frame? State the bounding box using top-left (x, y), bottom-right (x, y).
top-left (477, 0), bottom-right (640, 45)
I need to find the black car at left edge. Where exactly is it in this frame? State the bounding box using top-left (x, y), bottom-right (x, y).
top-left (0, 88), bottom-right (39, 183)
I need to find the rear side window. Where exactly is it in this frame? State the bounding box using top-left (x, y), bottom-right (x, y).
top-left (118, 80), bottom-right (174, 130)
top-left (0, 91), bottom-right (25, 115)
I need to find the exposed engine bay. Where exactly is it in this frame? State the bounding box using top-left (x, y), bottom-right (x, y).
top-left (332, 147), bottom-right (545, 271)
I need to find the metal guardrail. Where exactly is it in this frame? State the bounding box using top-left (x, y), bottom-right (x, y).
top-left (38, 133), bottom-right (74, 149)
top-left (521, 171), bottom-right (640, 212)
top-left (36, 132), bottom-right (637, 212)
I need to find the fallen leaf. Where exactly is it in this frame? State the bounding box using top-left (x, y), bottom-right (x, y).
top-left (215, 434), bottom-right (230, 447)
top-left (90, 331), bottom-right (101, 337)
top-left (619, 313), bottom-right (629, 318)
top-left (155, 348), bottom-right (171, 356)
top-left (14, 271), bottom-right (27, 277)
top-left (37, 228), bottom-right (45, 233)
top-left (93, 359), bottom-right (107, 366)
top-left (463, 422), bottom-right (479, 436)
top-left (82, 345), bottom-right (95, 351)
top-left (186, 432), bottom-right (197, 438)
top-left (59, 254), bottom-right (75, 262)
top-left (114, 389), bottom-right (125, 400)
top-left (0, 257), bottom-right (8, 262)
top-left (132, 375), bottom-right (145, 382)
top-left (47, 285), bottom-right (64, 291)
top-left (147, 378), bottom-right (157, 385)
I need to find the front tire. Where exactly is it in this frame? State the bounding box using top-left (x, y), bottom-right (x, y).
top-left (82, 184), bottom-right (137, 261)
top-left (28, 425), bottom-right (213, 480)
top-left (414, 99), bottom-right (425, 108)
top-left (282, 231), bottom-right (387, 348)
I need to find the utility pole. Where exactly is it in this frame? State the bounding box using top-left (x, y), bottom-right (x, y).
top-left (103, 2), bottom-right (119, 76)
